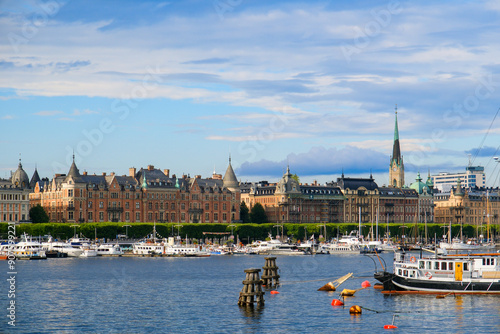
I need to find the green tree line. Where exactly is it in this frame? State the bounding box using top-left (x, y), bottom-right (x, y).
top-left (1, 221), bottom-right (497, 243)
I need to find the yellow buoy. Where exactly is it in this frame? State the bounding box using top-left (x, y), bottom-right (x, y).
top-left (349, 305), bottom-right (362, 314)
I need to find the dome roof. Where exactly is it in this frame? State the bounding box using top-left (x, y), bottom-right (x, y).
top-left (409, 172), bottom-right (428, 195)
top-left (12, 160), bottom-right (30, 188)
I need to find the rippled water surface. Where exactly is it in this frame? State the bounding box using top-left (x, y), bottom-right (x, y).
top-left (2, 253), bottom-right (500, 333)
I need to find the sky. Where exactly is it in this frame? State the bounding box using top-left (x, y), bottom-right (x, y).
top-left (2, 0), bottom-right (500, 188)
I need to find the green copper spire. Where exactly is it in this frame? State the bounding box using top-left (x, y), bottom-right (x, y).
top-left (391, 105), bottom-right (401, 165)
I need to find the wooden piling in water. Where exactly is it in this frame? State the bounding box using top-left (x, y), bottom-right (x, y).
top-left (238, 268), bottom-right (265, 307)
top-left (261, 257), bottom-right (280, 288)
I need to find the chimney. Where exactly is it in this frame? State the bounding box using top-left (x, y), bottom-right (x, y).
top-left (163, 169), bottom-right (170, 177)
top-left (102, 172), bottom-right (106, 176)
top-left (83, 171), bottom-right (88, 176)
top-left (129, 167), bottom-right (136, 177)
top-left (110, 172), bottom-right (115, 176)
top-left (148, 165), bottom-right (154, 171)
top-left (195, 175), bottom-right (201, 179)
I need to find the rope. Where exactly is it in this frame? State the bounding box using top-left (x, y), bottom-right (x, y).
top-left (278, 270), bottom-right (376, 285)
top-left (360, 306), bottom-right (422, 314)
top-left (472, 107), bottom-right (500, 166)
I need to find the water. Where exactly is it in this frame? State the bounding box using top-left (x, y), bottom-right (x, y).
top-left (2, 253), bottom-right (500, 333)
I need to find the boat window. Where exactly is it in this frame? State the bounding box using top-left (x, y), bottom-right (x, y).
top-left (434, 262), bottom-right (439, 270)
top-left (426, 261), bottom-right (431, 269)
top-left (403, 270), bottom-right (408, 277)
top-left (448, 262), bottom-right (453, 270)
top-left (463, 263), bottom-right (468, 271)
top-left (419, 261), bottom-right (424, 269)
top-left (409, 271), bottom-right (415, 278)
top-left (483, 258), bottom-right (486, 265)
top-left (441, 262), bottom-right (447, 270)
top-left (398, 269), bottom-right (402, 275)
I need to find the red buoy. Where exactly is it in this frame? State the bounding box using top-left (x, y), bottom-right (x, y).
top-left (384, 325), bottom-right (398, 329)
top-left (331, 299), bottom-right (344, 306)
top-left (270, 290), bottom-right (280, 295)
top-left (361, 280), bottom-right (371, 288)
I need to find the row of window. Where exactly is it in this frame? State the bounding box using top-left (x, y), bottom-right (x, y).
top-left (0, 194), bottom-right (27, 201)
top-left (1, 204), bottom-right (26, 211)
top-left (3, 213), bottom-right (27, 221)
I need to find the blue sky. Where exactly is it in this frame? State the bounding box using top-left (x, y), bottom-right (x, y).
top-left (2, 0), bottom-right (500, 187)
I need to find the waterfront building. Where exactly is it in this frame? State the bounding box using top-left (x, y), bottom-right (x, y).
top-left (0, 159), bottom-right (33, 222)
top-left (408, 172), bottom-right (435, 223)
top-left (432, 165), bottom-right (486, 192)
top-left (30, 157), bottom-right (240, 224)
top-left (336, 174), bottom-right (378, 224)
top-left (241, 167), bottom-right (344, 224)
top-left (389, 107), bottom-right (405, 188)
top-left (433, 179), bottom-right (500, 232)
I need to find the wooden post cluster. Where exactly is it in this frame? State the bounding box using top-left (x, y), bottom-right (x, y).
top-left (261, 257), bottom-right (280, 288)
top-left (238, 268), bottom-right (265, 307)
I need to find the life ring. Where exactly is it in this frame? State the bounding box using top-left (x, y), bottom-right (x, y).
top-left (410, 256), bottom-right (416, 263)
top-left (425, 272), bottom-right (432, 279)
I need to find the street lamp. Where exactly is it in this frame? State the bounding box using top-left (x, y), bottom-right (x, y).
top-left (70, 224), bottom-right (79, 238)
top-left (123, 225), bottom-right (131, 239)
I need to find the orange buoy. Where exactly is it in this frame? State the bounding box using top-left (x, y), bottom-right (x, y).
top-left (361, 280), bottom-right (371, 288)
top-left (331, 299), bottom-right (344, 306)
top-left (384, 325), bottom-right (398, 329)
top-left (349, 305), bottom-right (362, 314)
top-left (384, 314), bottom-right (398, 329)
top-left (270, 290), bottom-right (280, 295)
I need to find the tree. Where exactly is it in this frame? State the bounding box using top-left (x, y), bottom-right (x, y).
top-left (240, 201), bottom-right (250, 224)
top-left (291, 173), bottom-right (300, 183)
top-left (29, 205), bottom-right (49, 224)
top-left (249, 203), bottom-right (268, 224)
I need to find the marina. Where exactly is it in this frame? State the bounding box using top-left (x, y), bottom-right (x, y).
top-left (2, 250), bottom-right (500, 333)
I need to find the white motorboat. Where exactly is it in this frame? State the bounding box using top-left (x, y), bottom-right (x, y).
top-left (80, 245), bottom-right (98, 257)
top-left (133, 241), bottom-right (165, 255)
top-left (96, 244), bottom-right (124, 256)
top-left (14, 233), bottom-right (46, 260)
top-left (247, 234), bottom-right (284, 254)
top-left (322, 231), bottom-right (362, 254)
top-left (268, 244), bottom-right (307, 256)
top-left (164, 244), bottom-right (210, 257)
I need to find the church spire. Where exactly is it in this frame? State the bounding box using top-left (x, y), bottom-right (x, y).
top-left (392, 105), bottom-right (401, 165)
top-left (389, 105), bottom-right (404, 188)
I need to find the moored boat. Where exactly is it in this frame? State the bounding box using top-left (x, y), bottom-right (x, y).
top-left (374, 251), bottom-right (500, 294)
top-left (96, 243), bottom-right (124, 256)
top-left (13, 233), bottom-right (47, 260)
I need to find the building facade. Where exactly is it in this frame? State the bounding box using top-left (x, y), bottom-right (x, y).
top-left (0, 160), bottom-right (36, 223)
top-left (30, 157), bottom-right (240, 224)
top-left (434, 179), bottom-right (500, 234)
top-left (432, 166), bottom-right (486, 192)
top-left (241, 167), bottom-right (344, 224)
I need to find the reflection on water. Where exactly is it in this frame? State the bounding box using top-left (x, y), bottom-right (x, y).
top-left (3, 253), bottom-right (500, 333)
top-left (239, 305), bottom-right (264, 319)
